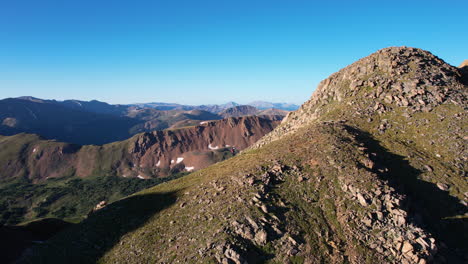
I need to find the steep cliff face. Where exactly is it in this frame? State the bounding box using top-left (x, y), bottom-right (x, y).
top-left (24, 48), bottom-right (467, 264)
top-left (124, 116), bottom-right (279, 177)
top-left (0, 116), bottom-right (279, 182)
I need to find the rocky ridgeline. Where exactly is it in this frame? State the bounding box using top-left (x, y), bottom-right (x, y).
top-left (341, 180), bottom-right (436, 264)
top-left (314, 123), bottom-right (439, 264)
top-left (212, 167), bottom-right (435, 263)
top-left (335, 141), bottom-right (437, 264)
top-left (213, 123), bottom-right (438, 264)
top-left (212, 164), bottom-right (306, 264)
top-left (254, 47), bottom-right (467, 148)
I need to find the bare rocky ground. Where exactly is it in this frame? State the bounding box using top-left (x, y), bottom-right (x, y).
top-left (21, 47), bottom-right (467, 263)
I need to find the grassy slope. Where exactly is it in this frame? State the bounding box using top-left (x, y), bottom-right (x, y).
top-left (0, 172), bottom-right (184, 226)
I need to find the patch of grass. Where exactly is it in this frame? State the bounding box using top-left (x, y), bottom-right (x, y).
top-left (0, 174), bottom-right (184, 226)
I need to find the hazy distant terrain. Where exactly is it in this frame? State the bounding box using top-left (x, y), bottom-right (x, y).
top-left (0, 97), bottom-right (296, 145)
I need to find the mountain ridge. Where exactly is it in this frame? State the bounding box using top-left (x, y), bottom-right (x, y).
top-left (1, 97), bottom-right (292, 145)
top-left (0, 116), bottom-right (279, 182)
top-left (254, 46), bottom-right (466, 148)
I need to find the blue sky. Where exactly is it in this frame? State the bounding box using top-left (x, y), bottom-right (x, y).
top-left (1, 0), bottom-right (467, 105)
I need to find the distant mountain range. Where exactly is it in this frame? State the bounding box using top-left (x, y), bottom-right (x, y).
top-left (0, 97), bottom-right (295, 145)
top-left (247, 101), bottom-right (300, 111)
top-left (15, 96), bottom-right (299, 114)
top-left (131, 100), bottom-right (299, 112)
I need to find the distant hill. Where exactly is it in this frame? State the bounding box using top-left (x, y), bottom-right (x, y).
top-left (59, 99), bottom-right (129, 116)
top-left (0, 98), bottom-right (140, 145)
top-left (258, 108), bottom-right (289, 116)
top-left (219, 105), bottom-right (259, 118)
top-left (124, 108), bottom-right (223, 133)
top-left (133, 101), bottom-right (298, 112)
top-left (1, 97), bottom-right (291, 145)
top-left (0, 98), bottom-right (225, 145)
top-left (16, 96), bottom-right (128, 116)
top-left (132, 101), bottom-right (241, 112)
top-left (248, 101), bottom-right (299, 111)
top-left (219, 105), bottom-right (289, 120)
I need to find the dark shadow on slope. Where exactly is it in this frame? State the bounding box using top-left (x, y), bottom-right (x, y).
top-left (0, 218), bottom-right (72, 264)
top-left (343, 125), bottom-right (467, 263)
top-left (459, 66), bottom-right (468, 85)
top-left (20, 192), bottom-right (178, 264)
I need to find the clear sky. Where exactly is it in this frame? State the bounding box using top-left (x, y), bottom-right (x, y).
top-left (1, 0), bottom-right (467, 105)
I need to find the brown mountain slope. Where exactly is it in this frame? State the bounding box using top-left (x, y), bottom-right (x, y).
top-left (125, 116), bottom-right (279, 177)
top-left (0, 116), bottom-right (279, 182)
top-left (23, 47), bottom-right (467, 264)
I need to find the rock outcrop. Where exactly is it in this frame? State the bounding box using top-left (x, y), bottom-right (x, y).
top-left (254, 47), bottom-right (467, 147)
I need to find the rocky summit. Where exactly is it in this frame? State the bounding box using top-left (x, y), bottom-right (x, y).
top-left (21, 47), bottom-right (467, 264)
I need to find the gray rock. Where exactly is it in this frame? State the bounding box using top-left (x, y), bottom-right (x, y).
top-left (224, 247), bottom-right (244, 264)
top-left (254, 229), bottom-right (268, 245)
top-left (423, 165), bottom-right (433, 172)
top-left (436, 182), bottom-right (449, 191)
top-left (357, 193), bottom-right (369, 206)
top-left (402, 241), bottom-right (413, 254)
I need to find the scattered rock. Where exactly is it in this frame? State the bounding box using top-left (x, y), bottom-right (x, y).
top-left (223, 246), bottom-right (245, 264)
top-left (254, 229), bottom-right (268, 245)
top-left (93, 200), bottom-right (107, 211)
top-left (357, 193), bottom-right (369, 206)
top-left (260, 204), bottom-right (269, 214)
top-left (423, 165), bottom-right (433, 172)
top-left (287, 248), bottom-right (299, 256)
top-left (402, 241), bottom-right (413, 254)
top-left (436, 182), bottom-right (449, 191)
